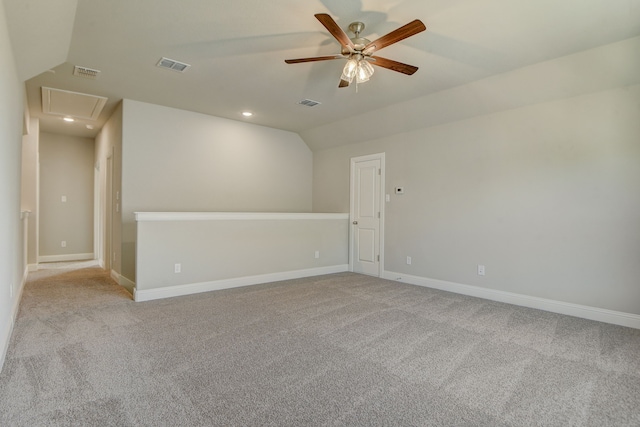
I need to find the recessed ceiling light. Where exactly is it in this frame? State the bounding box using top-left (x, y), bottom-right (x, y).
top-left (86, 124), bottom-right (94, 130)
top-left (63, 117), bottom-right (75, 122)
top-left (242, 111), bottom-right (253, 117)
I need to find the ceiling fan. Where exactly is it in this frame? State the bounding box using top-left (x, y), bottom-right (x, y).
top-left (285, 13), bottom-right (426, 88)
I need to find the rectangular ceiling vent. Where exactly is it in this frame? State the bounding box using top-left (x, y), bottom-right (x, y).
top-left (298, 99), bottom-right (321, 107)
top-left (73, 65), bottom-right (101, 79)
top-left (156, 57), bottom-right (191, 72)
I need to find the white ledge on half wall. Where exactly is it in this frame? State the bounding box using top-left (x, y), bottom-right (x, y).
top-left (134, 212), bottom-right (349, 221)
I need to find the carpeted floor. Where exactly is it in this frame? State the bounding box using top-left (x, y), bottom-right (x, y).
top-left (1, 263), bottom-right (639, 426)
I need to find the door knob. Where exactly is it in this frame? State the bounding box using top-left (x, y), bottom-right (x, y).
top-left (352, 221), bottom-right (358, 225)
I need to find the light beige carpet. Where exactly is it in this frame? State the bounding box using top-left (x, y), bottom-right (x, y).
top-left (1, 264), bottom-right (639, 426)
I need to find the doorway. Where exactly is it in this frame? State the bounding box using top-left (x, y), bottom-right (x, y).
top-left (350, 153), bottom-right (385, 277)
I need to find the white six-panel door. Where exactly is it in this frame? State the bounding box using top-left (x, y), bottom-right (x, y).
top-left (350, 153), bottom-right (384, 276)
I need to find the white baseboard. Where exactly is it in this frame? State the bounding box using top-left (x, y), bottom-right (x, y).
top-left (110, 269), bottom-right (135, 288)
top-left (28, 263), bottom-right (38, 272)
top-left (38, 253), bottom-right (94, 263)
top-left (383, 271), bottom-right (640, 330)
top-left (1, 266), bottom-right (29, 372)
top-left (134, 264), bottom-right (349, 302)
top-left (109, 270), bottom-right (135, 299)
top-left (120, 274), bottom-right (135, 291)
top-left (22, 264), bottom-right (28, 289)
top-left (0, 315), bottom-right (12, 373)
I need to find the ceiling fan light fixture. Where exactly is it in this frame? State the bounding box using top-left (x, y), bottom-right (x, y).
top-left (356, 60), bottom-right (374, 83)
top-left (355, 69), bottom-right (369, 84)
top-left (285, 14), bottom-right (425, 89)
top-left (340, 71), bottom-right (353, 84)
top-left (342, 58), bottom-right (358, 82)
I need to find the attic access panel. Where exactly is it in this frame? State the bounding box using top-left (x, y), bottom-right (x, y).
top-left (41, 87), bottom-right (108, 121)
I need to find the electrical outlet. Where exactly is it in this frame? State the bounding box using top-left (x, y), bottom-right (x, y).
top-left (174, 263), bottom-right (181, 273)
top-left (406, 256), bottom-right (412, 265)
top-left (61, 240), bottom-right (67, 248)
top-left (477, 264), bottom-right (485, 276)
top-left (314, 251), bottom-right (320, 259)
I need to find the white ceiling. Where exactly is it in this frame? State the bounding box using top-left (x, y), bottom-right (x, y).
top-left (6, 0), bottom-right (640, 149)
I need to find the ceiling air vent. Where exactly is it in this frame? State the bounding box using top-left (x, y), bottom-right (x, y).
top-left (298, 99), bottom-right (321, 107)
top-left (73, 66), bottom-right (101, 79)
top-left (156, 57), bottom-right (191, 72)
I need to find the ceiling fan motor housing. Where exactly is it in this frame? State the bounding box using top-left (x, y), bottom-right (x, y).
top-left (343, 38), bottom-right (371, 54)
top-left (342, 21), bottom-right (370, 55)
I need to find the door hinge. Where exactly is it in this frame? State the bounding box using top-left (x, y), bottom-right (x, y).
top-left (378, 212), bottom-right (380, 218)
top-left (377, 255), bottom-right (380, 262)
top-left (378, 168), bottom-right (381, 175)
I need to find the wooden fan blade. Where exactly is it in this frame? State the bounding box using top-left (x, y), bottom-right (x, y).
top-left (338, 79), bottom-right (350, 88)
top-left (370, 56), bottom-right (418, 75)
top-left (285, 55), bottom-right (343, 64)
top-left (315, 13), bottom-right (355, 50)
top-left (363, 19), bottom-right (426, 54)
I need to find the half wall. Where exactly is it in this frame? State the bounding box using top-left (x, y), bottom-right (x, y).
top-left (134, 212), bottom-right (349, 301)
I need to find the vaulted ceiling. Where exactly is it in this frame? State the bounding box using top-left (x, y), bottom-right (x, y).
top-left (5, 0), bottom-right (640, 150)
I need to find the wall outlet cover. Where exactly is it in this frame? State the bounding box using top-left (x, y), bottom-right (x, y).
top-left (477, 264), bottom-right (485, 276)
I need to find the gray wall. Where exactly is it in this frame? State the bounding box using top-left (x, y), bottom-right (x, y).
top-left (313, 85), bottom-right (640, 315)
top-left (39, 132), bottom-right (95, 258)
top-left (0, 2), bottom-right (26, 367)
top-left (120, 99), bottom-right (314, 283)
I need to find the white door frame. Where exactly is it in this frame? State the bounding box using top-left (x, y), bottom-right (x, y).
top-left (105, 151), bottom-right (113, 271)
top-left (94, 162), bottom-right (100, 263)
top-left (349, 152), bottom-right (385, 277)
